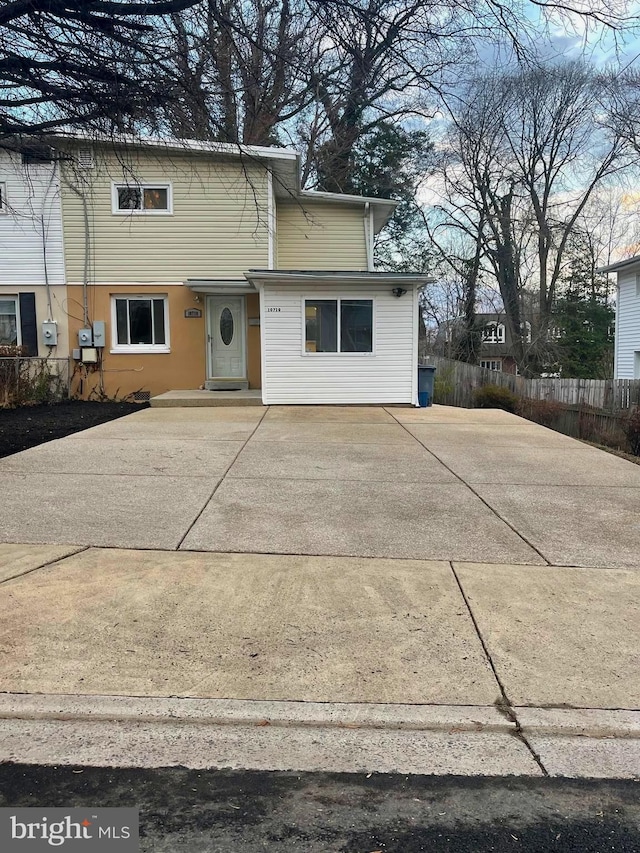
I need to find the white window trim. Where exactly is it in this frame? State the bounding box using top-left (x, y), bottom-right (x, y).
top-left (110, 294), bottom-right (170, 353)
top-left (480, 359), bottom-right (502, 371)
top-left (301, 295), bottom-right (376, 356)
top-left (0, 181), bottom-right (7, 214)
top-left (482, 322), bottom-right (506, 345)
top-left (0, 295), bottom-right (21, 346)
top-left (111, 182), bottom-right (173, 215)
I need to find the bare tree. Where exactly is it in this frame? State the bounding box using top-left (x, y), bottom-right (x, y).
top-left (0, 0), bottom-right (204, 139)
top-left (433, 61), bottom-right (633, 374)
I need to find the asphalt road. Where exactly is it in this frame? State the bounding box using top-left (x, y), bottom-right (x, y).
top-left (0, 765), bottom-right (639, 852)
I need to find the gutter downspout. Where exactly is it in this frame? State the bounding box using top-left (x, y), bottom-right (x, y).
top-left (364, 203), bottom-right (373, 272)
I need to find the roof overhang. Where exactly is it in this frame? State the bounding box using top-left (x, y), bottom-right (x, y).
top-left (598, 254), bottom-right (640, 274)
top-left (185, 279), bottom-right (257, 294)
top-left (245, 270), bottom-right (434, 288)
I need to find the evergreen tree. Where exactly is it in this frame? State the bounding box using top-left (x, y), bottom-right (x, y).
top-left (553, 255), bottom-right (614, 379)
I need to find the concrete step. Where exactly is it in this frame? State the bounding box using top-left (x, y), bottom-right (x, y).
top-left (150, 390), bottom-right (264, 407)
top-left (205, 379), bottom-right (249, 391)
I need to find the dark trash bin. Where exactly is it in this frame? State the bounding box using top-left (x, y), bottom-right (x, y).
top-left (417, 365), bottom-right (436, 407)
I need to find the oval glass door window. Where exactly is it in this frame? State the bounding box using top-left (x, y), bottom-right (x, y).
top-left (220, 307), bottom-right (234, 346)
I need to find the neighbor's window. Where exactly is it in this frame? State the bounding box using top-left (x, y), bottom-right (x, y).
top-left (0, 182), bottom-right (6, 214)
top-left (304, 299), bottom-right (373, 353)
top-left (482, 322), bottom-right (505, 344)
top-left (480, 359), bottom-right (502, 371)
top-left (113, 183), bottom-right (171, 214)
top-left (0, 297), bottom-right (19, 346)
top-left (112, 296), bottom-right (169, 352)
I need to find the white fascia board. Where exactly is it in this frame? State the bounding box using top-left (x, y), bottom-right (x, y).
top-left (598, 254), bottom-right (640, 274)
top-left (52, 131), bottom-right (299, 163)
top-left (245, 271), bottom-right (434, 288)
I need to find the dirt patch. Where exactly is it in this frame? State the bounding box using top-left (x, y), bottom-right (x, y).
top-left (0, 400), bottom-right (148, 459)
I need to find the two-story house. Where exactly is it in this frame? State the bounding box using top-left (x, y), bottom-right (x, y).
top-left (434, 313), bottom-right (531, 373)
top-left (57, 135), bottom-right (428, 405)
top-left (0, 144), bottom-right (69, 357)
top-left (599, 254), bottom-right (640, 379)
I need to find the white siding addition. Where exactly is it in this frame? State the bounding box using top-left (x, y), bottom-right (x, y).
top-left (614, 267), bottom-right (640, 379)
top-left (261, 282), bottom-right (417, 404)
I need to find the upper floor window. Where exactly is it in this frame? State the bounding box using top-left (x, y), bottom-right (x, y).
top-left (111, 295), bottom-right (169, 353)
top-left (112, 183), bottom-right (172, 215)
top-left (482, 322), bottom-right (505, 344)
top-left (304, 298), bottom-right (373, 353)
top-left (21, 143), bottom-right (54, 165)
top-left (522, 321), bottom-right (532, 343)
top-left (0, 297), bottom-right (19, 346)
top-left (0, 182), bottom-right (6, 214)
top-left (636, 273), bottom-right (640, 298)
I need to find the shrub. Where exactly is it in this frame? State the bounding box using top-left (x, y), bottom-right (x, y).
top-left (623, 408), bottom-right (640, 456)
top-left (0, 350), bottom-right (66, 408)
top-left (472, 384), bottom-right (519, 413)
top-left (517, 398), bottom-right (562, 428)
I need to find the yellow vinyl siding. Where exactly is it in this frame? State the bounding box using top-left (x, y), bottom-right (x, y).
top-left (61, 148), bottom-right (270, 282)
top-left (276, 199), bottom-right (367, 270)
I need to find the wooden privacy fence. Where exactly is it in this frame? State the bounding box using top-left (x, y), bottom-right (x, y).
top-left (423, 356), bottom-right (640, 412)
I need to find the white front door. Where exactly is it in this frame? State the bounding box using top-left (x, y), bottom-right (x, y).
top-left (207, 296), bottom-right (246, 378)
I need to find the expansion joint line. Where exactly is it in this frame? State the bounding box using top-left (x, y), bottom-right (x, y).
top-left (175, 407), bottom-right (269, 550)
top-left (386, 411), bottom-right (551, 566)
top-left (449, 561), bottom-right (549, 778)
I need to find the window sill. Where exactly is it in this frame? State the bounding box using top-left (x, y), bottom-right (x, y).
top-left (110, 346), bottom-right (171, 355)
top-left (302, 351), bottom-right (374, 356)
top-left (111, 210), bottom-right (173, 216)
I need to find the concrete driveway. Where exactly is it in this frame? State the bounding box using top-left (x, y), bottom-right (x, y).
top-left (0, 404), bottom-right (639, 777)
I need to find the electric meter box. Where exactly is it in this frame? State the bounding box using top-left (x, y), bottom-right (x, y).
top-left (41, 321), bottom-right (58, 347)
top-left (78, 328), bottom-right (92, 347)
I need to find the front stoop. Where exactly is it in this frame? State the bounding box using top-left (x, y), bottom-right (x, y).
top-left (205, 379), bottom-right (249, 391)
top-left (150, 390), bottom-right (264, 407)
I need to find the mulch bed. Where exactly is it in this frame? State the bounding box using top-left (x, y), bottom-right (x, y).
top-left (0, 400), bottom-right (148, 459)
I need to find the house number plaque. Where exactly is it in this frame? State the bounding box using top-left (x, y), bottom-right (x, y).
top-left (184, 308), bottom-right (202, 318)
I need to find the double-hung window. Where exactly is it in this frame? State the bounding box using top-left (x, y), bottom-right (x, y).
top-left (304, 299), bottom-right (373, 353)
top-left (112, 183), bottom-right (172, 214)
top-left (111, 296), bottom-right (169, 353)
top-left (0, 297), bottom-right (19, 346)
top-left (0, 182), bottom-right (7, 214)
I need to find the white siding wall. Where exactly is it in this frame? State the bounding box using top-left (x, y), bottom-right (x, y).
top-left (261, 283), bottom-right (417, 404)
top-left (615, 269), bottom-right (640, 379)
top-left (0, 152), bottom-right (65, 285)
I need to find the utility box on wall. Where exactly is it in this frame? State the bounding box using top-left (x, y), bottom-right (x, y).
top-left (41, 321), bottom-right (58, 347)
top-left (78, 328), bottom-right (92, 347)
top-left (92, 321), bottom-right (106, 348)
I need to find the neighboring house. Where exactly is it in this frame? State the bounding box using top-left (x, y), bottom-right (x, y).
top-left (56, 135), bottom-right (428, 404)
top-left (0, 144), bottom-right (68, 357)
top-left (435, 313), bottom-right (531, 374)
top-left (599, 254), bottom-right (640, 379)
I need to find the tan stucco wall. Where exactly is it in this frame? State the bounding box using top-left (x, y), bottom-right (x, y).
top-left (61, 147), bottom-right (270, 283)
top-left (0, 285), bottom-right (70, 358)
top-left (276, 199), bottom-right (368, 270)
top-left (67, 284), bottom-right (261, 399)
